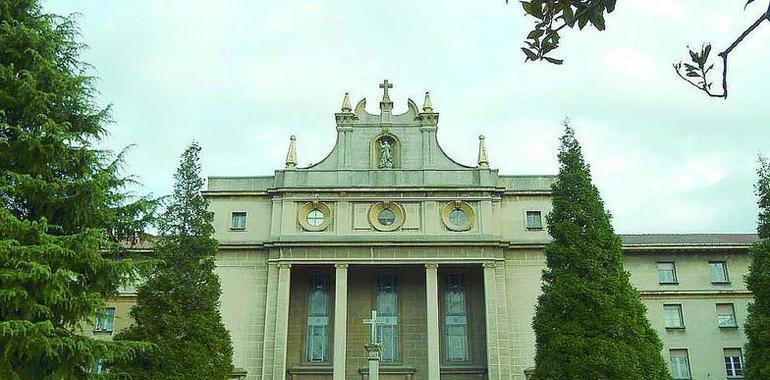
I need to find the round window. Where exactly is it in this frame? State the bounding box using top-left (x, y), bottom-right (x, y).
top-left (448, 208), bottom-right (468, 227)
top-left (306, 209), bottom-right (326, 227)
top-left (378, 208), bottom-right (396, 226)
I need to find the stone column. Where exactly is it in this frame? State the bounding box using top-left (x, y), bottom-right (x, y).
top-left (273, 263), bottom-right (292, 380)
top-left (425, 263), bottom-right (441, 380)
top-left (333, 264), bottom-right (349, 380)
top-left (483, 262), bottom-right (500, 380)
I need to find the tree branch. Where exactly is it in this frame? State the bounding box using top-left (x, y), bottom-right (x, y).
top-left (675, 5), bottom-right (769, 98)
top-left (535, 5), bottom-right (594, 60)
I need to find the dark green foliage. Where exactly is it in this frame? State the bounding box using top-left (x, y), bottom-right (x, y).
top-left (111, 143), bottom-right (233, 379)
top-left (744, 155), bottom-right (770, 379)
top-left (531, 121), bottom-right (671, 379)
top-left (510, 0), bottom-right (617, 64)
top-left (0, 0), bottom-right (153, 378)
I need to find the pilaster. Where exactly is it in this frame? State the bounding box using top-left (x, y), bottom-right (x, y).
top-left (272, 263), bottom-right (292, 379)
top-left (260, 262), bottom-right (280, 380)
top-left (483, 262), bottom-right (501, 380)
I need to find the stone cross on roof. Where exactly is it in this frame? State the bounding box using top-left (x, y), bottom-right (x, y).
top-left (363, 309), bottom-right (386, 345)
top-left (379, 79), bottom-right (394, 114)
top-left (379, 79), bottom-right (393, 100)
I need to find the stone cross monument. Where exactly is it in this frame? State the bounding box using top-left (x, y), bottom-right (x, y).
top-left (363, 310), bottom-right (385, 380)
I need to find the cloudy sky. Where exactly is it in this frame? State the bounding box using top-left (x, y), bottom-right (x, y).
top-left (44, 0), bottom-right (770, 234)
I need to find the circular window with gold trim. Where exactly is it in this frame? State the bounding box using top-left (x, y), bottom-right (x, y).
top-left (368, 201), bottom-right (405, 232)
top-left (298, 202), bottom-right (332, 231)
top-left (441, 201), bottom-right (474, 231)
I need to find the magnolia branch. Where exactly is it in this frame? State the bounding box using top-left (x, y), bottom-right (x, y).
top-left (675, 4), bottom-right (769, 98)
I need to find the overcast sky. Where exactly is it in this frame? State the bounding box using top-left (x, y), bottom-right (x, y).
top-left (44, 0), bottom-right (770, 234)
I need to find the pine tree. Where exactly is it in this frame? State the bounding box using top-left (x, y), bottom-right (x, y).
top-left (111, 142), bottom-right (233, 379)
top-left (531, 121), bottom-right (671, 379)
top-left (0, 1), bottom-right (154, 378)
top-left (744, 155), bottom-right (770, 379)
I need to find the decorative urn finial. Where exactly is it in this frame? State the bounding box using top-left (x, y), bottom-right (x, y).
top-left (341, 92), bottom-right (352, 113)
top-left (477, 134), bottom-right (489, 169)
top-left (423, 91), bottom-right (434, 113)
top-left (285, 135), bottom-right (297, 169)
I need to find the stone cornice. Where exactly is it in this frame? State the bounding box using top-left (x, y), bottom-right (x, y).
top-left (214, 240), bottom-right (752, 254)
top-left (639, 289), bottom-right (753, 299)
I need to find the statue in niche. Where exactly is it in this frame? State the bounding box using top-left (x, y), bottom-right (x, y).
top-left (379, 139), bottom-right (393, 169)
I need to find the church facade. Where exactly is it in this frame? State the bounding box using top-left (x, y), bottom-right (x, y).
top-left (99, 81), bottom-right (756, 380)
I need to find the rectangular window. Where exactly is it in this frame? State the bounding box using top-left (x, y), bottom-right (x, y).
top-left (669, 349), bottom-right (692, 379)
top-left (717, 303), bottom-right (738, 328)
top-left (306, 274), bottom-right (330, 362)
top-left (95, 307), bottom-right (115, 332)
top-left (525, 211), bottom-right (543, 229)
top-left (445, 273), bottom-right (469, 362)
top-left (710, 261), bottom-right (729, 283)
top-left (231, 212), bottom-right (246, 230)
top-left (664, 304), bottom-right (685, 329)
top-left (724, 348), bottom-right (745, 378)
top-left (658, 262), bottom-right (678, 284)
top-left (376, 273), bottom-right (399, 361)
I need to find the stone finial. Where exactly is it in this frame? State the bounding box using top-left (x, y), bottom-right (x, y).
top-left (477, 134), bottom-right (489, 169)
top-left (285, 135), bottom-right (297, 169)
top-left (422, 91), bottom-right (434, 113)
top-left (341, 92), bottom-right (352, 113)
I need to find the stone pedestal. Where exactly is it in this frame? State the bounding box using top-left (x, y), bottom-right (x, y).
top-left (365, 343), bottom-right (382, 380)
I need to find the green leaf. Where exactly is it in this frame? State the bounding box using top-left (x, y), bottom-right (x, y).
top-left (528, 29), bottom-right (545, 39)
top-left (562, 6), bottom-right (575, 26)
top-left (544, 56), bottom-right (564, 65)
top-left (578, 15), bottom-right (589, 29)
top-left (689, 50), bottom-right (699, 64)
top-left (591, 11), bottom-right (606, 30)
top-left (521, 47), bottom-right (539, 61)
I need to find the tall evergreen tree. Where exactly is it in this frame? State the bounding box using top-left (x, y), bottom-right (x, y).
top-left (111, 142), bottom-right (233, 379)
top-left (744, 155), bottom-right (770, 379)
top-left (531, 122), bottom-right (671, 379)
top-left (0, 0), bottom-right (153, 378)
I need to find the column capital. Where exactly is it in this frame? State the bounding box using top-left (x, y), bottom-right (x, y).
top-left (277, 262), bottom-right (292, 270)
top-left (482, 262), bottom-right (497, 269)
top-left (424, 263), bottom-right (439, 270)
top-left (335, 263), bottom-right (349, 269)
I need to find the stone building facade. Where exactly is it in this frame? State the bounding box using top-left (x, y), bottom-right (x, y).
top-left (96, 82), bottom-right (757, 380)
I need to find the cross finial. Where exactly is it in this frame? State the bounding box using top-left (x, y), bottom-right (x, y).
top-left (379, 79), bottom-right (393, 99)
top-left (378, 79), bottom-right (394, 114)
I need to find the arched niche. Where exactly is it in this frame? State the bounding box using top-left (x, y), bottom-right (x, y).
top-left (370, 133), bottom-right (401, 169)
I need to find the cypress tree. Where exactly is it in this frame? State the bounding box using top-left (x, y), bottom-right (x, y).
top-left (0, 0), bottom-right (154, 377)
top-left (531, 122), bottom-right (671, 379)
top-left (111, 142), bottom-right (233, 379)
top-left (744, 155), bottom-right (770, 379)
